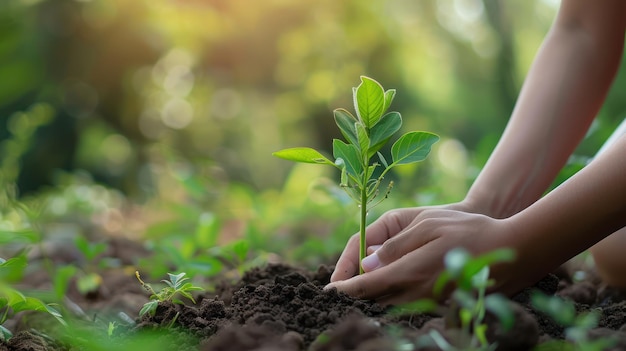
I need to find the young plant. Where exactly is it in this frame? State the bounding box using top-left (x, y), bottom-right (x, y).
top-left (435, 248), bottom-right (515, 350)
top-left (392, 248), bottom-right (515, 351)
top-left (273, 76), bottom-right (439, 273)
top-left (1, 256), bottom-right (66, 340)
top-left (532, 292), bottom-right (616, 351)
top-left (135, 271), bottom-right (204, 317)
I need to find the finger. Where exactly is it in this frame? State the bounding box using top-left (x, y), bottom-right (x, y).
top-left (366, 217), bottom-right (441, 271)
top-left (332, 209), bottom-right (419, 281)
top-left (375, 244), bottom-right (448, 305)
top-left (325, 265), bottom-right (397, 300)
top-left (367, 245), bottom-right (382, 255)
top-left (330, 233), bottom-right (361, 282)
top-left (365, 208), bottom-right (419, 243)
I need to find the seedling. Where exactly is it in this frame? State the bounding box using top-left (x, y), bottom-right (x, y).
top-left (532, 292), bottom-right (616, 351)
top-left (135, 271), bottom-right (204, 317)
top-left (1, 256), bottom-right (66, 340)
top-left (273, 76), bottom-right (439, 273)
top-left (392, 248), bottom-right (515, 351)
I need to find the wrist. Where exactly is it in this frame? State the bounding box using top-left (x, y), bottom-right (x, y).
top-left (461, 188), bottom-right (528, 219)
top-left (456, 194), bottom-right (504, 218)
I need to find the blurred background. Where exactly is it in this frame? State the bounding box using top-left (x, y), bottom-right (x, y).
top-left (2, 0), bottom-right (626, 267)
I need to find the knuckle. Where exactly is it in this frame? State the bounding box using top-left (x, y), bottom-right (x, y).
top-left (381, 209), bottom-right (405, 233)
top-left (379, 239), bottom-right (400, 262)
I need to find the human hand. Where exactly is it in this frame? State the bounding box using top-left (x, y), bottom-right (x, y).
top-left (329, 201), bottom-right (480, 283)
top-left (326, 208), bottom-right (517, 305)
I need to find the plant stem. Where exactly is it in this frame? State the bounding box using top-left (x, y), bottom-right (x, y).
top-left (359, 180), bottom-right (368, 275)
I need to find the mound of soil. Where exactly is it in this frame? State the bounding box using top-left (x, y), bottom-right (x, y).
top-left (3, 260), bottom-right (626, 350)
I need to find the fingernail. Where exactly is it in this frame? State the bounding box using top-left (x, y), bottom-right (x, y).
top-left (323, 283), bottom-right (336, 290)
top-left (362, 252), bottom-right (381, 271)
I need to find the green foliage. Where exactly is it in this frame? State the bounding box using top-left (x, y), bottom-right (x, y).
top-left (136, 271), bottom-right (204, 317)
top-left (394, 248), bottom-right (515, 351)
top-left (531, 293), bottom-right (616, 351)
top-left (0, 256), bottom-right (66, 340)
top-left (274, 76), bottom-right (439, 273)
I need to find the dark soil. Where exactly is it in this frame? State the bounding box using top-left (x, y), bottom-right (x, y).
top-left (3, 240), bottom-right (626, 350)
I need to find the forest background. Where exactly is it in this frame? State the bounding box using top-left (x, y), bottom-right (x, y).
top-left (2, 0), bottom-right (626, 270)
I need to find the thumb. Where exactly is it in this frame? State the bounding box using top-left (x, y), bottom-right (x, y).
top-left (361, 235), bottom-right (410, 272)
top-left (361, 247), bottom-right (384, 272)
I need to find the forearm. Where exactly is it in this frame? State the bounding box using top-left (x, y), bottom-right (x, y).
top-left (466, 4), bottom-right (625, 218)
top-left (506, 134), bottom-right (626, 276)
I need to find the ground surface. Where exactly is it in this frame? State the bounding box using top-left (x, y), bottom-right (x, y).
top-left (2, 236), bottom-right (626, 351)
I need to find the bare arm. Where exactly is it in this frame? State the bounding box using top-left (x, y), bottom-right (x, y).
top-left (327, 134), bottom-right (626, 304)
top-left (329, 1), bottom-right (626, 299)
top-left (466, 0), bottom-right (626, 218)
top-left (498, 134), bottom-right (626, 294)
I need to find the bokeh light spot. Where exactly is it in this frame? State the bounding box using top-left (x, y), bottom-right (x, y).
top-left (436, 138), bottom-right (468, 174)
top-left (100, 134), bottom-right (132, 173)
top-left (161, 98), bottom-right (194, 129)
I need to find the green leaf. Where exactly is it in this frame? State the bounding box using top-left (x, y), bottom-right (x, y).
top-left (75, 236), bottom-right (107, 261)
top-left (273, 147), bottom-right (334, 165)
top-left (195, 212), bottom-right (220, 249)
top-left (355, 122), bottom-right (370, 161)
top-left (333, 139), bottom-right (363, 181)
top-left (369, 111), bottom-right (402, 156)
top-left (166, 273), bottom-right (188, 289)
top-left (11, 297), bottom-right (51, 313)
top-left (463, 248), bottom-right (515, 284)
top-left (354, 76), bottom-right (385, 128)
top-left (444, 248), bottom-right (470, 279)
top-left (0, 255), bottom-right (27, 276)
top-left (178, 290), bottom-right (195, 303)
top-left (485, 294), bottom-right (515, 330)
top-left (377, 152), bottom-right (389, 169)
top-left (0, 288), bottom-right (26, 313)
top-left (77, 273), bottom-right (102, 295)
top-left (383, 89), bottom-right (396, 114)
top-left (140, 300), bottom-right (159, 317)
top-left (391, 131), bottom-right (440, 165)
top-left (391, 298), bottom-right (439, 315)
top-left (531, 292), bottom-right (576, 326)
top-left (180, 283), bottom-right (204, 292)
top-left (232, 240), bottom-right (249, 262)
top-left (339, 165), bottom-right (348, 186)
top-left (433, 271), bottom-right (451, 297)
top-left (0, 325), bottom-right (12, 340)
top-left (471, 266), bottom-right (490, 290)
top-left (0, 230), bottom-right (39, 244)
top-left (53, 265), bottom-right (77, 300)
top-left (452, 290), bottom-right (477, 311)
top-left (334, 108), bottom-right (358, 146)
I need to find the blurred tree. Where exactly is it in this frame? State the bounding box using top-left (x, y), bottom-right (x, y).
top-left (3, 0), bottom-right (624, 204)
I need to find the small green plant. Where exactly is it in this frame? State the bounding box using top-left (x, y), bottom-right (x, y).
top-left (1, 256), bottom-right (66, 341)
top-left (532, 292), bottom-right (616, 351)
top-left (135, 271), bottom-right (204, 317)
top-left (393, 248), bottom-right (515, 351)
top-left (273, 76), bottom-right (439, 273)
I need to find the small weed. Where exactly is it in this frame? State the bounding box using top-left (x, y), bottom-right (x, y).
top-left (393, 248), bottom-right (515, 351)
top-left (135, 271), bottom-right (204, 317)
top-left (1, 256), bottom-right (66, 340)
top-left (532, 292), bottom-right (616, 351)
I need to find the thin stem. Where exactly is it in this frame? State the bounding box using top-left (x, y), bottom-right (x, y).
top-left (359, 183), bottom-right (367, 275)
